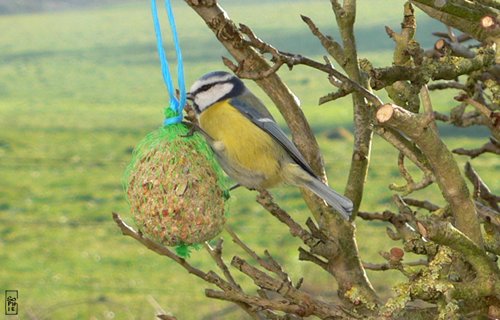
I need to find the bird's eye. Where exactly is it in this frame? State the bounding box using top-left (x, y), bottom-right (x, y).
top-left (200, 84), bottom-right (212, 92)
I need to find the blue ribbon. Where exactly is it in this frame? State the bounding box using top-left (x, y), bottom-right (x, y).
top-left (151, 0), bottom-right (186, 126)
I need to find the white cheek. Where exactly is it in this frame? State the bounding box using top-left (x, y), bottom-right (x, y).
top-left (195, 91), bottom-right (215, 111)
top-left (195, 83), bottom-right (234, 111)
top-left (217, 83), bottom-right (234, 96)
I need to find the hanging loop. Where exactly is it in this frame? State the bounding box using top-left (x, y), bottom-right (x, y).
top-left (151, 0), bottom-right (186, 126)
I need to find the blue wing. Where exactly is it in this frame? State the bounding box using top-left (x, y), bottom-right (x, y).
top-left (229, 91), bottom-right (318, 179)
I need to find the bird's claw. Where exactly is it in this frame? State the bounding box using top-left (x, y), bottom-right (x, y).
top-left (181, 121), bottom-right (198, 138)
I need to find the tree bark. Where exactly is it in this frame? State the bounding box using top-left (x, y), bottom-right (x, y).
top-left (376, 103), bottom-right (484, 246)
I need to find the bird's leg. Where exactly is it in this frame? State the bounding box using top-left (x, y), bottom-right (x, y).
top-left (222, 183), bottom-right (241, 201)
top-left (229, 184), bottom-right (241, 191)
top-left (181, 121), bottom-right (216, 143)
top-left (181, 121), bottom-right (200, 137)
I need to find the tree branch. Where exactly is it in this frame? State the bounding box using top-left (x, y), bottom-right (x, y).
top-left (363, 259), bottom-right (427, 272)
top-left (112, 212), bottom-right (207, 278)
top-left (358, 207), bottom-right (434, 256)
top-left (255, 189), bottom-right (380, 308)
top-left (327, 0), bottom-right (374, 220)
top-left (255, 190), bottom-right (339, 264)
top-left (376, 103), bottom-right (484, 246)
top-left (417, 220), bottom-right (500, 299)
top-left (452, 137), bottom-right (500, 158)
top-left (384, 2), bottom-right (421, 113)
top-left (293, 4), bottom-right (380, 304)
top-left (225, 225), bottom-right (291, 283)
top-left (230, 256), bottom-right (351, 319)
top-left (388, 152), bottom-right (434, 195)
top-left (431, 31), bottom-right (473, 43)
top-left (464, 162), bottom-right (500, 211)
top-left (410, 0), bottom-right (500, 42)
top-left (300, 15), bottom-right (346, 68)
top-left (428, 81), bottom-right (467, 91)
top-left (457, 95), bottom-right (500, 141)
top-left (364, 47), bottom-right (496, 90)
top-left (402, 197), bottom-right (440, 212)
top-left (373, 126), bottom-right (434, 177)
top-left (204, 239), bottom-right (241, 290)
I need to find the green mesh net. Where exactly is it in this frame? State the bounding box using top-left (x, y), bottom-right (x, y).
top-left (123, 110), bottom-right (229, 255)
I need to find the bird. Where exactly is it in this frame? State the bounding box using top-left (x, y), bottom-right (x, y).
top-left (186, 71), bottom-right (353, 220)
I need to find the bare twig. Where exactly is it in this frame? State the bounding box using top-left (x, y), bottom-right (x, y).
top-left (455, 96), bottom-right (500, 141)
top-left (459, 96), bottom-right (493, 118)
top-left (363, 259), bottom-right (427, 271)
top-left (358, 210), bottom-right (395, 222)
top-left (230, 256), bottom-right (349, 318)
top-left (420, 85), bottom-right (439, 134)
top-left (322, 2), bottom-right (378, 255)
top-left (205, 287), bottom-right (305, 316)
top-left (389, 152), bottom-right (434, 195)
top-left (384, 2), bottom-right (421, 112)
top-left (255, 190), bottom-right (339, 260)
top-left (204, 239), bottom-right (241, 290)
top-left (432, 31), bottom-right (473, 43)
top-left (476, 201), bottom-right (500, 228)
top-left (373, 126), bottom-right (434, 177)
top-left (476, 0), bottom-right (500, 11)
top-left (300, 14), bottom-right (346, 67)
top-left (433, 111), bottom-right (450, 122)
top-left (157, 315), bottom-right (177, 320)
top-left (358, 208), bottom-right (432, 256)
top-left (222, 56), bottom-right (283, 80)
top-left (322, 56), bottom-right (383, 106)
top-left (225, 225), bottom-right (291, 282)
top-left (298, 248), bottom-right (329, 272)
top-left (464, 162), bottom-right (500, 211)
top-left (402, 198), bottom-right (440, 212)
top-left (453, 140), bottom-right (500, 158)
top-left (428, 81), bottom-right (467, 91)
top-left (224, 30), bottom-right (383, 109)
top-left (363, 248), bottom-right (424, 278)
top-left (113, 212), bottom-right (354, 318)
top-left (112, 212), bottom-right (207, 278)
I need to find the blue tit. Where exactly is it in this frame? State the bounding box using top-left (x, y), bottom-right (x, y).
top-left (187, 71), bottom-right (353, 219)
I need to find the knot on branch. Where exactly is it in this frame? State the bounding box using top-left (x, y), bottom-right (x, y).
top-left (207, 13), bottom-right (245, 48)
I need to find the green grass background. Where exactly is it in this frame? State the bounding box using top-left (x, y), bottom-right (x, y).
top-left (0, 1), bottom-right (498, 319)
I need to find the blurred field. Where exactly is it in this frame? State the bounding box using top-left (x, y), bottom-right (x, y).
top-left (0, 1), bottom-right (498, 319)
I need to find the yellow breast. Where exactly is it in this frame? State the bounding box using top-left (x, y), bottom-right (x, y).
top-left (198, 100), bottom-right (284, 186)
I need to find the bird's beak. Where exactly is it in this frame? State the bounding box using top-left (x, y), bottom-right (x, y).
top-left (186, 92), bottom-right (194, 101)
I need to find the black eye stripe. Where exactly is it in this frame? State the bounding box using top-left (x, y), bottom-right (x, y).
top-left (192, 80), bottom-right (231, 96)
top-left (200, 84), bottom-right (211, 91)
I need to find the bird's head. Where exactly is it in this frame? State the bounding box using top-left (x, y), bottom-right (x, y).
top-left (187, 71), bottom-right (245, 114)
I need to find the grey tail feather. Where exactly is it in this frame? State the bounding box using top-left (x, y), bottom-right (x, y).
top-left (304, 179), bottom-right (353, 220)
